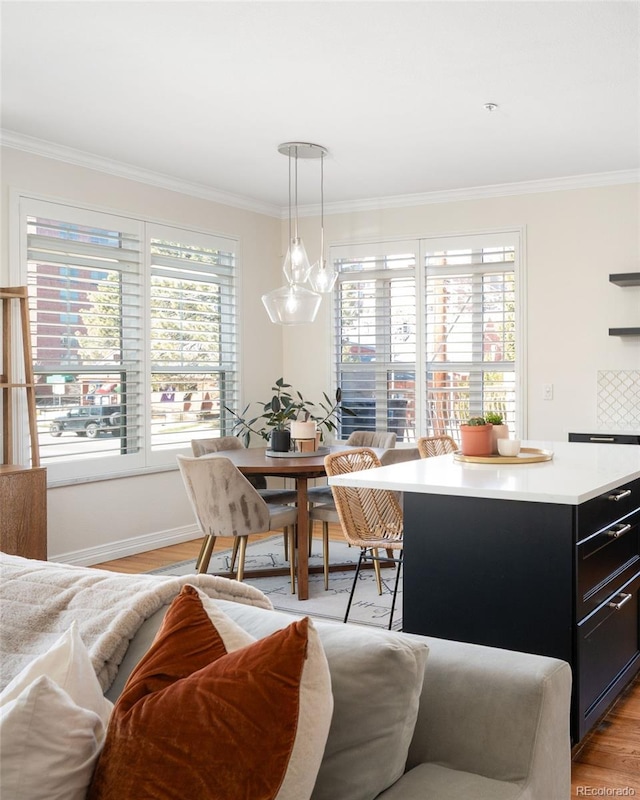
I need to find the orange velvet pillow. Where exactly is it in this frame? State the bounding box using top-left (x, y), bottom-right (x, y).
top-left (87, 585), bottom-right (332, 800)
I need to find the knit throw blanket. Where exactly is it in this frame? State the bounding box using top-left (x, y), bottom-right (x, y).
top-left (0, 552), bottom-right (273, 692)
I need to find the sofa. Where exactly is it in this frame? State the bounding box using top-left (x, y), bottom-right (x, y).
top-left (0, 553), bottom-right (572, 800)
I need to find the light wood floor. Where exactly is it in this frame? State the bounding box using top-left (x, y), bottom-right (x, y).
top-left (94, 527), bottom-right (640, 796)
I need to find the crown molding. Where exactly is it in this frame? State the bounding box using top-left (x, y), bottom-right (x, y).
top-left (0, 129), bottom-right (282, 218)
top-left (299, 169), bottom-right (640, 217)
top-left (2, 129), bottom-right (637, 220)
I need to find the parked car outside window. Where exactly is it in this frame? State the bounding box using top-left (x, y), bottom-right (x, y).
top-left (49, 405), bottom-right (122, 439)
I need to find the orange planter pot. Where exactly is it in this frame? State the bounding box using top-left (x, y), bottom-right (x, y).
top-left (459, 424), bottom-right (494, 456)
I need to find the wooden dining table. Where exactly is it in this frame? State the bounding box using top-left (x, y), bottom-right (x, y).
top-left (202, 444), bottom-right (383, 600)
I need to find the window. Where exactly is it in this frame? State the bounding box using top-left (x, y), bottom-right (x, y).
top-left (332, 231), bottom-right (522, 441)
top-left (333, 241), bottom-right (418, 441)
top-left (424, 234), bottom-right (518, 437)
top-left (148, 224), bottom-right (237, 453)
top-left (18, 197), bottom-right (238, 482)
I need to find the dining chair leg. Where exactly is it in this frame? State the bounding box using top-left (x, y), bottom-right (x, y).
top-left (236, 536), bottom-right (248, 582)
top-left (308, 517), bottom-right (314, 555)
top-left (195, 535), bottom-right (208, 572)
top-left (230, 537), bottom-right (240, 572)
top-left (197, 535), bottom-right (216, 574)
top-left (388, 552), bottom-right (403, 631)
top-left (373, 548), bottom-right (383, 595)
top-left (288, 526), bottom-right (296, 594)
top-left (283, 527), bottom-right (289, 562)
top-left (344, 548), bottom-right (365, 624)
top-left (322, 521), bottom-right (330, 590)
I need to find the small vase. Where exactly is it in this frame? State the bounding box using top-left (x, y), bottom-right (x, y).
top-left (270, 429), bottom-right (291, 453)
top-left (459, 424), bottom-right (493, 456)
top-left (491, 424), bottom-right (509, 454)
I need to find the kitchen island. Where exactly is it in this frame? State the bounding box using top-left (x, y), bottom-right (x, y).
top-left (328, 441), bottom-right (640, 741)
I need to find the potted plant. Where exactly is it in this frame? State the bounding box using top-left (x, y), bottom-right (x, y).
top-left (459, 416), bottom-right (493, 456)
top-left (485, 411), bottom-right (509, 454)
top-left (225, 379), bottom-right (354, 452)
top-left (226, 378), bottom-right (301, 452)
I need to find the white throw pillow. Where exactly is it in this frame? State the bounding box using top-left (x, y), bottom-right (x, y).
top-left (0, 621), bottom-right (113, 800)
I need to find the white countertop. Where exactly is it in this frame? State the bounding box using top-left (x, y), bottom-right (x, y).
top-left (328, 441), bottom-right (640, 504)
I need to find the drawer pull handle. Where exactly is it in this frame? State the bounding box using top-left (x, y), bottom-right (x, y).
top-left (608, 593), bottom-right (633, 611)
top-left (590, 436), bottom-right (615, 442)
top-left (608, 489), bottom-right (632, 502)
top-left (607, 523), bottom-right (632, 538)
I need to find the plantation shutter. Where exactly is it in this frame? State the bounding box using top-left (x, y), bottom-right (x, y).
top-left (423, 233), bottom-right (518, 437)
top-left (148, 224), bottom-right (238, 451)
top-left (25, 198), bottom-right (144, 475)
top-left (332, 241), bottom-right (417, 441)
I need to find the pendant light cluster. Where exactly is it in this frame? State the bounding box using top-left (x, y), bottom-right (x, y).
top-left (262, 142), bottom-right (336, 325)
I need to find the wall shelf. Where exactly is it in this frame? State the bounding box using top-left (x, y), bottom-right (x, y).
top-left (609, 273), bottom-right (640, 287)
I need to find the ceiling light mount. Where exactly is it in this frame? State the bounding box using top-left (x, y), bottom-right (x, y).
top-left (277, 142), bottom-right (328, 159)
top-left (483, 102), bottom-right (499, 113)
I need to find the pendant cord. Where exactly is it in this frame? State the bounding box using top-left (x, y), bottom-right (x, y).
top-left (287, 147), bottom-right (292, 248)
top-left (320, 151), bottom-right (325, 265)
top-left (294, 145), bottom-right (299, 240)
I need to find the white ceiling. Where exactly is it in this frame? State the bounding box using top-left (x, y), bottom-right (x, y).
top-left (1, 1), bottom-right (639, 214)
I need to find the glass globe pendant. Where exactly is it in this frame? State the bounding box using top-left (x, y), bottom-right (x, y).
top-left (308, 149), bottom-right (337, 293)
top-left (263, 142), bottom-right (327, 325)
top-left (262, 281), bottom-right (322, 325)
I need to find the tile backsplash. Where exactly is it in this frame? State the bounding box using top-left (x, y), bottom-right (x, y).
top-left (597, 371), bottom-right (640, 430)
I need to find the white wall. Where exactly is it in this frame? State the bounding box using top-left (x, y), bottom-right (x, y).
top-left (1, 146), bottom-right (284, 563)
top-left (2, 145), bottom-right (639, 563)
top-left (287, 182), bottom-right (640, 442)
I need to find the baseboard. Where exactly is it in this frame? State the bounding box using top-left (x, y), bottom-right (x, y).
top-left (50, 524), bottom-right (201, 567)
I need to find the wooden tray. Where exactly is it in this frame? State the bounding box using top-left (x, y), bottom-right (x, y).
top-left (453, 447), bottom-right (554, 465)
top-left (265, 446), bottom-right (330, 458)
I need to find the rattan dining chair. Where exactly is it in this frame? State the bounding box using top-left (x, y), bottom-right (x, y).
top-left (324, 448), bottom-right (403, 630)
top-left (307, 430), bottom-right (399, 582)
top-left (417, 435), bottom-right (458, 458)
top-left (177, 454), bottom-right (299, 591)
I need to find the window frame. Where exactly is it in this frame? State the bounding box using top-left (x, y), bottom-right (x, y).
top-left (330, 228), bottom-right (526, 441)
top-left (10, 191), bottom-right (240, 484)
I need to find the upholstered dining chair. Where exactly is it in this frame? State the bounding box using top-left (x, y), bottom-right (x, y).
top-left (177, 455), bottom-right (299, 591)
top-left (324, 448), bottom-right (404, 630)
top-left (346, 430), bottom-right (397, 449)
top-left (308, 503), bottom-right (338, 591)
top-left (191, 437), bottom-right (298, 504)
top-left (417, 435), bottom-right (458, 458)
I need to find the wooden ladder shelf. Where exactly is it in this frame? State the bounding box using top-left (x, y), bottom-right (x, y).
top-left (1, 286), bottom-right (40, 467)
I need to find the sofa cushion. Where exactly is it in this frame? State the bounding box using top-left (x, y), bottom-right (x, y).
top-left (214, 599), bottom-right (429, 800)
top-left (375, 763), bottom-right (523, 800)
top-left (88, 585), bottom-right (333, 800)
top-left (0, 622), bottom-right (113, 800)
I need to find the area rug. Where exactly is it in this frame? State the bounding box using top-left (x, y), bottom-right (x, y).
top-left (149, 535), bottom-right (402, 630)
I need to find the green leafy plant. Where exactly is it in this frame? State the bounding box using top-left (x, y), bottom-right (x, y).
top-left (465, 416), bottom-right (487, 426)
top-left (308, 387), bottom-right (356, 440)
top-left (225, 378), bottom-right (354, 447)
top-left (484, 411), bottom-right (504, 425)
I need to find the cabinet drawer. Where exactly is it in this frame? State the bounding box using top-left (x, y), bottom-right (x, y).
top-left (577, 573), bottom-right (640, 736)
top-left (577, 512), bottom-right (640, 618)
top-left (569, 432), bottom-right (640, 446)
top-left (577, 477), bottom-right (640, 540)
